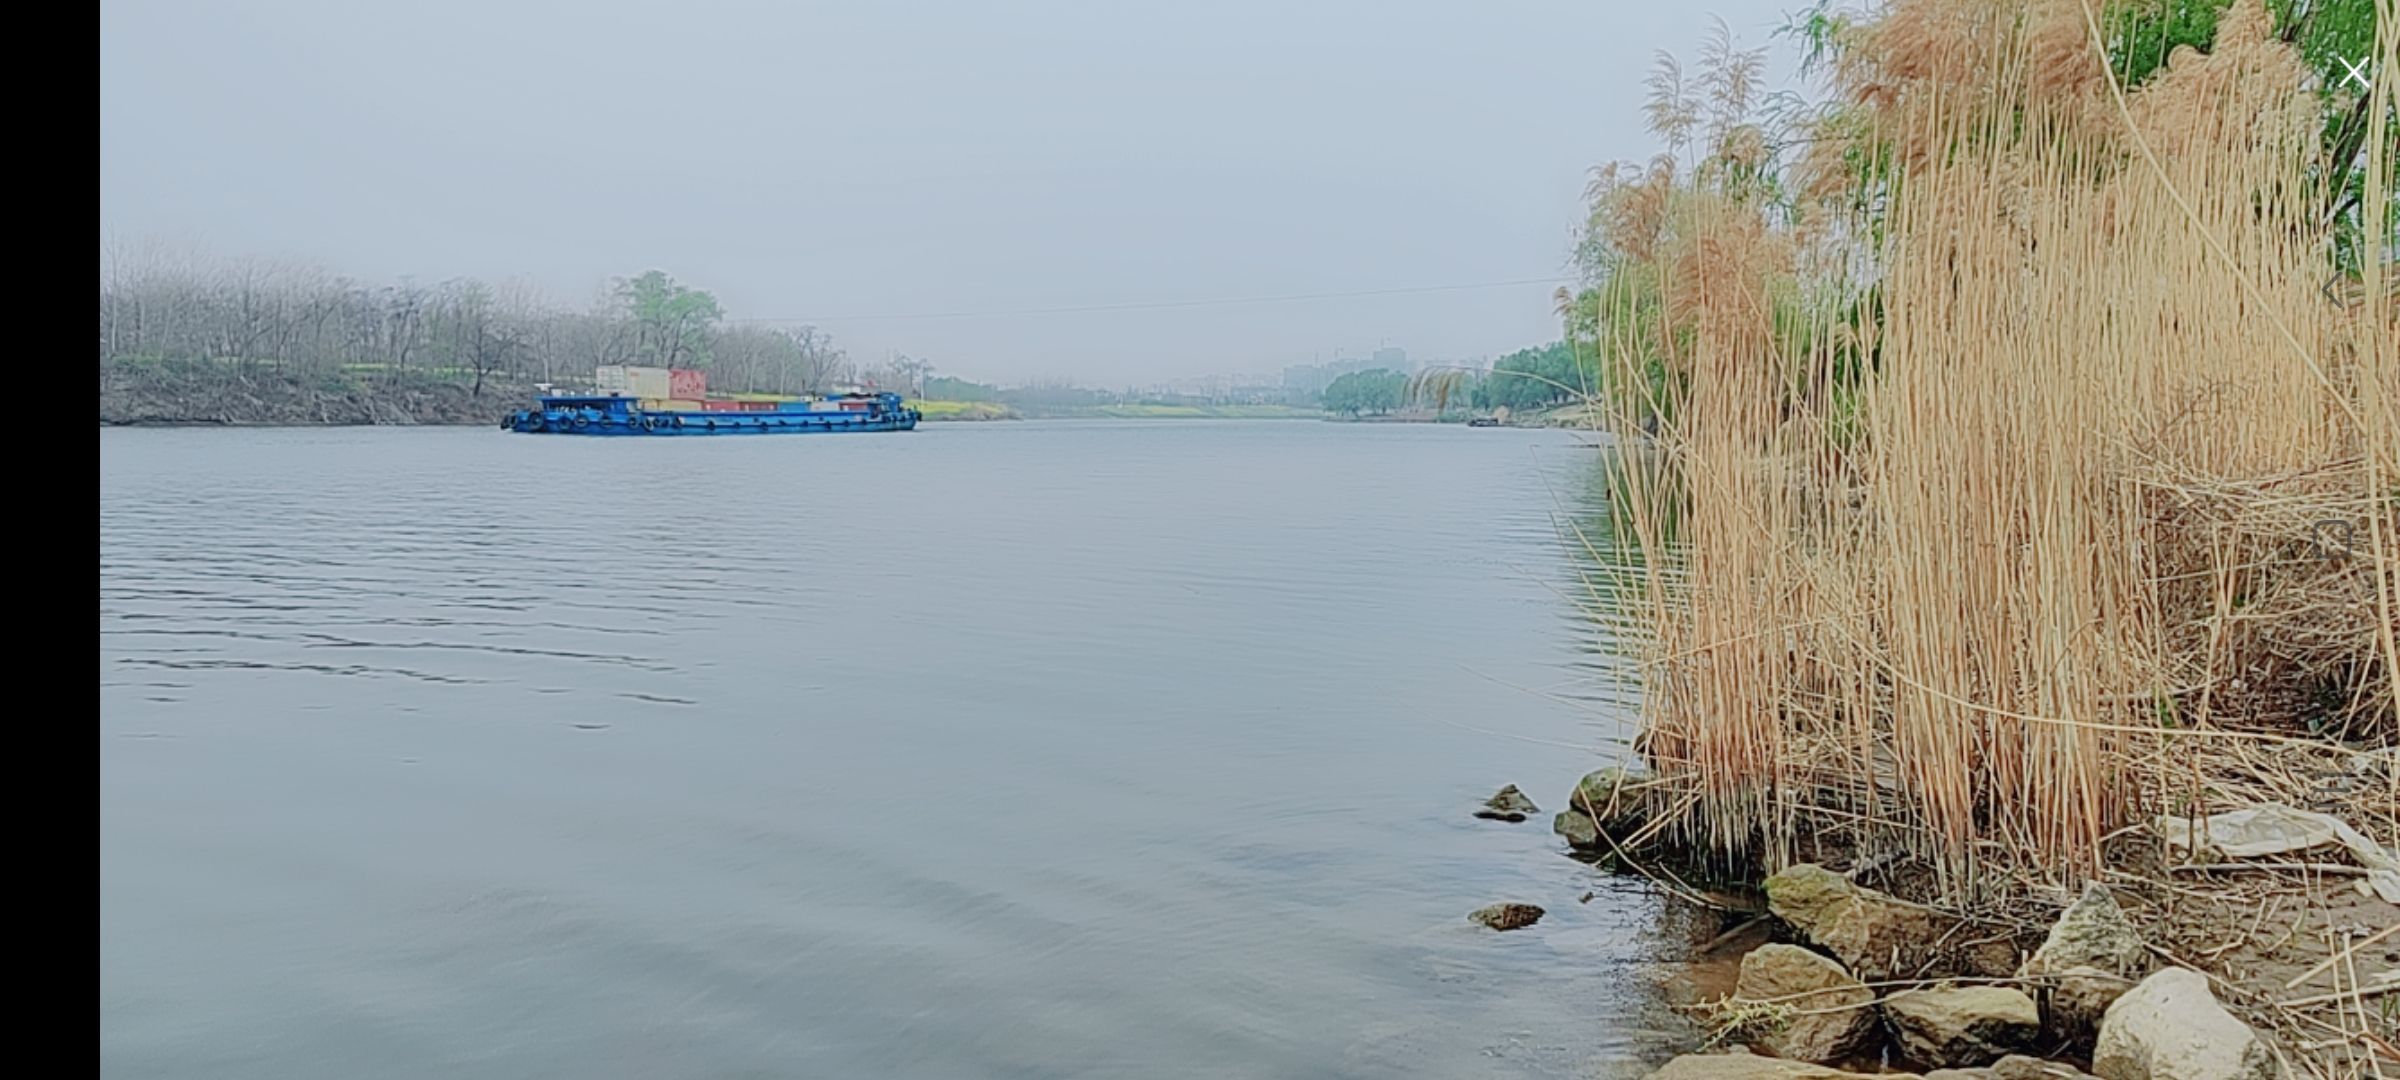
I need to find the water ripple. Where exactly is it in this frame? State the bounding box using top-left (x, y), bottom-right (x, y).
top-left (100, 423), bottom-right (1672, 1080)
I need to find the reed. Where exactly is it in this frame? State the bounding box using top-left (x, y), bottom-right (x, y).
top-left (1585, 0), bottom-right (2398, 898)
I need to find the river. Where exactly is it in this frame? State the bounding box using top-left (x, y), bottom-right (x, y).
top-left (99, 420), bottom-right (1702, 1080)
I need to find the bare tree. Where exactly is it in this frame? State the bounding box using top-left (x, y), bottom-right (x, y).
top-left (438, 278), bottom-right (518, 398)
top-left (97, 248), bottom-right (873, 410)
top-left (888, 354), bottom-right (932, 397)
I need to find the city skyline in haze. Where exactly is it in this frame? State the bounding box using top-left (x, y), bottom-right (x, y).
top-left (100, 0), bottom-right (1804, 385)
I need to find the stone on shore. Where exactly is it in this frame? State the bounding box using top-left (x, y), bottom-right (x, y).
top-left (1730, 944), bottom-right (1877, 1064)
top-left (2090, 968), bottom-right (2279, 1080)
top-left (1475, 783), bottom-right (1540, 822)
top-left (1469, 902), bottom-right (1545, 931)
top-left (1643, 1052), bottom-right (1888, 1079)
top-left (2017, 883), bottom-right (2150, 1045)
top-left (1571, 766), bottom-right (1653, 830)
top-left (1763, 863), bottom-right (1948, 981)
top-left (1917, 1055), bottom-right (2103, 1080)
top-left (1991, 1058), bottom-right (2101, 1080)
top-left (1885, 985), bottom-right (2039, 1067)
top-left (1554, 808), bottom-right (1602, 850)
top-left (1555, 766), bottom-right (1660, 853)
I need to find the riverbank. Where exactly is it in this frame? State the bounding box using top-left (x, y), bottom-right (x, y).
top-left (1534, 762), bottom-right (2396, 1078)
top-left (912, 399), bottom-right (1021, 421)
top-left (1016, 403), bottom-right (1322, 420)
top-left (1317, 405), bottom-right (1607, 429)
top-left (100, 361), bottom-right (535, 427)
top-left (1508, 403), bottom-right (1607, 430)
top-left (1506, 3), bottom-right (2395, 1075)
top-left (96, 365), bottom-right (1333, 427)
top-left (920, 401), bottom-right (1323, 421)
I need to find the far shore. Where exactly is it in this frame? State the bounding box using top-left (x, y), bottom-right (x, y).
top-left (95, 367), bottom-right (1334, 428)
top-left (97, 405), bottom-right (1334, 428)
top-left (98, 363), bottom-right (1592, 429)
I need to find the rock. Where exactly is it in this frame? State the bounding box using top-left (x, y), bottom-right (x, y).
top-left (1571, 766), bottom-right (1653, 830)
top-left (2037, 967), bottom-right (2134, 1049)
top-left (1644, 1052), bottom-right (1888, 1079)
top-left (1469, 902), bottom-right (1545, 931)
top-left (1885, 985), bottom-right (2040, 1067)
top-left (1991, 1057), bottom-right (2100, 1080)
top-left (1554, 808), bottom-right (1602, 850)
top-left (1959, 939), bottom-right (2023, 979)
top-left (2018, 883), bottom-right (2151, 1044)
top-left (1730, 944), bottom-right (1878, 1064)
top-left (1763, 864), bottom-right (1948, 981)
top-left (1920, 1060), bottom-right (2092, 1080)
top-left (2026, 883), bottom-right (2149, 975)
top-left (1555, 766), bottom-right (1664, 853)
top-left (2090, 968), bottom-right (2279, 1080)
top-left (1764, 864), bottom-right (1861, 930)
top-left (1475, 783), bottom-right (1540, 822)
top-left (1924, 1060), bottom-right (2099, 1080)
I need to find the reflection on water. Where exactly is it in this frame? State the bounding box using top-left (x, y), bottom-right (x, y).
top-left (102, 421), bottom-right (1712, 1080)
top-left (1544, 436), bottom-right (1655, 721)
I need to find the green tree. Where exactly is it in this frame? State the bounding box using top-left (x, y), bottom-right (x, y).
top-left (1473, 342), bottom-right (1589, 412)
top-left (1323, 368), bottom-right (1408, 415)
top-left (616, 270), bottom-right (722, 368)
top-left (2094, 0), bottom-right (2384, 271)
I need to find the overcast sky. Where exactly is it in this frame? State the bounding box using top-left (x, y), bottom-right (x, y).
top-left (99, 0), bottom-right (1802, 385)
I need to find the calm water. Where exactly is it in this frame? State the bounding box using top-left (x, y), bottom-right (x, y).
top-left (99, 420), bottom-right (1701, 1080)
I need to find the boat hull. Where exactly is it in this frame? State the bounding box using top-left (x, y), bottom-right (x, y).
top-left (505, 408), bottom-right (919, 436)
top-left (505, 387), bottom-right (921, 435)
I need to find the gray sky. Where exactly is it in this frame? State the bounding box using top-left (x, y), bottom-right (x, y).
top-left (99, 0), bottom-right (1800, 385)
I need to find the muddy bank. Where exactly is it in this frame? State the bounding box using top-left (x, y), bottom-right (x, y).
top-left (101, 363), bottom-right (532, 426)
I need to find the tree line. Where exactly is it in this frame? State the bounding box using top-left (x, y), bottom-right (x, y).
top-left (1320, 369), bottom-right (1409, 415)
top-left (1474, 342), bottom-right (1586, 411)
top-left (98, 252), bottom-right (883, 398)
top-left (1318, 345), bottom-right (1588, 417)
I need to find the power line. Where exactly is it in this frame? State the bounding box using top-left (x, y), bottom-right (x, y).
top-left (724, 275), bottom-right (1572, 324)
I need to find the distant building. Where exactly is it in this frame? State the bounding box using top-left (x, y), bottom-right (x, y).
top-left (1371, 346), bottom-right (1407, 371)
top-left (1283, 363), bottom-right (1328, 396)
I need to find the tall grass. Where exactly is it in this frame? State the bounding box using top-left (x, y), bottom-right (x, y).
top-left (1585, 0), bottom-right (2398, 892)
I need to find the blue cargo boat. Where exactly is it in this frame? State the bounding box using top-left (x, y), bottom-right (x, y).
top-left (503, 390), bottom-right (920, 436)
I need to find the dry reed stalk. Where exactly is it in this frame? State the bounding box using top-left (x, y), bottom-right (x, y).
top-left (1589, 0), bottom-right (2398, 909)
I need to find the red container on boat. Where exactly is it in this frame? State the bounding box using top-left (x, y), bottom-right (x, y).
top-left (668, 369), bottom-right (707, 401)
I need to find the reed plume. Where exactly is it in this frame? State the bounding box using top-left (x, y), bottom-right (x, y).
top-left (1587, 0), bottom-right (2398, 896)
